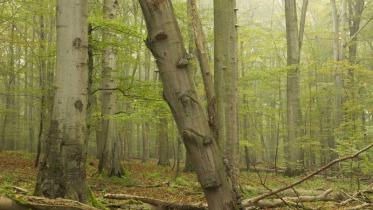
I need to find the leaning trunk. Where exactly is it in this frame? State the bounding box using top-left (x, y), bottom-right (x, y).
top-left (139, 1), bottom-right (241, 209)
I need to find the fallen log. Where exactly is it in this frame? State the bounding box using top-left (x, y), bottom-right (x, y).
top-left (105, 190), bottom-right (336, 210)
top-left (104, 193), bottom-right (207, 210)
top-left (0, 195), bottom-right (99, 210)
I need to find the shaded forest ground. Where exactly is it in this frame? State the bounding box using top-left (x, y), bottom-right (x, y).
top-left (0, 152), bottom-right (371, 209)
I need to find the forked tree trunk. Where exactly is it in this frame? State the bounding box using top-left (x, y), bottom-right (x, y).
top-left (34, 0), bottom-right (88, 202)
top-left (139, 0), bottom-right (241, 209)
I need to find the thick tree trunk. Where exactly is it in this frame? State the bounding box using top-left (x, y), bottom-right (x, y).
top-left (139, 1), bottom-right (241, 209)
top-left (34, 0), bottom-right (89, 202)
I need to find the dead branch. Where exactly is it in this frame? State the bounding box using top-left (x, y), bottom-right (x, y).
top-left (104, 190), bottom-right (337, 210)
top-left (104, 193), bottom-right (207, 210)
top-left (345, 203), bottom-right (373, 210)
top-left (339, 184), bottom-right (373, 206)
top-left (242, 143), bottom-right (373, 207)
top-left (250, 189), bottom-right (334, 209)
top-left (11, 187), bottom-right (28, 195)
top-left (0, 195), bottom-right (99, 210)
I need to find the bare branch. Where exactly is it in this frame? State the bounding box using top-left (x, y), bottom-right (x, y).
top-left (242, 143), bottom-right (373, 207)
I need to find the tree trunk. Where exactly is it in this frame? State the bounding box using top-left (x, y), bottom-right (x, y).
top-left (0, 23), bottom-right (16, 151)
top-left (213, 0), bottom-right (228, 148)
top-left (223, 0), bottom-right (239, 182)
top-left (284, 0), bottom-right (307, 176)
top-left (330, 0), bottom-right (343, 167)
top-left (34, 0), bottom-right (89, 202)
top-left (142, 49), bottom-right (151, 163)
top-left (98, 0), bottom-right (124, 177)
top-left (139, 1), bottom-right (241, 209)
top-left (188, 0), bottom-right (216, 133)
top-left (158, 117), bottom-right (170, 166)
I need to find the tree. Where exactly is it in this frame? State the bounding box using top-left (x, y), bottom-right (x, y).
top-left (139, 0), bottom-right (241, 209)
top-left (158, 116), bottom-right (170, 166)
top-left (34, 0), bottom-right (89, 202)
top-left (284, 0), bottom-right (308, 176)
top-left (97, 0), bottom-right (124, 177)
top-left (0, 22), bottom-right (16, 151)
top-left (214, 0), bottom-right (239, 185)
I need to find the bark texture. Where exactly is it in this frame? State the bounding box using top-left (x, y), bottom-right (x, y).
top-left (34, 0), bottom-right (88, 202)
top-left (139, 0), bottom-right (241, 209)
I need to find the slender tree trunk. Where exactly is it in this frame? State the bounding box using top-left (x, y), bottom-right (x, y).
top-left (284, 0), bottom-right (307, 176)
top-left (158, 117), bottom-right (170, 166)
top-left (98, 0), bottom-right (124, 177)
top-left (213, 0), bottom-right (228, 148)
top-left (330, 0), bottom-right (342, 166)
top-left (35, 12), bottom-right (47, 166)
top-left (188, 0), bottom-right (216, 132)
top-left (1, 23), bottom-right (16, 151)
top-left (214, 0), bottom-right (240, 196)
top-left (139, 1), bottom-right (241, 209)
top-left (142, 50), bottom-right (151, 163)
top-left (34, 0), bottom-right (89, 202)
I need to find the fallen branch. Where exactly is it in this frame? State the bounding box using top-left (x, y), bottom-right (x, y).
top-left (0, 195), bottom-right (99, 210)
top-left (345, 203), bottom-right (373, 210)
top-left (11, 187), bottom-right (28, 195)
top-left (249, 189), bottom-right (334, 209)
top-left (104, 190), bottom-right (336, 210)
top-left (104, 193), bottom-right (207, 210)
top-left (242, 143), bottom-right (373, 207)
top-left (339, 184), bottom-right (373, 206)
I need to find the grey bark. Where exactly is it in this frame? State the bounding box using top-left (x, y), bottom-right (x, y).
top-left (188, 0), bottom-right (216, 138)
top-left (34, 0), bottom-right (89, 202)
top-left (98, 0), bottom-right (124, 177)
top-left (139, 1), bottom-right (241, 209)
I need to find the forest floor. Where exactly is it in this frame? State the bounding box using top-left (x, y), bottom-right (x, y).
top-left (0, 151), bottom-right (371, 209)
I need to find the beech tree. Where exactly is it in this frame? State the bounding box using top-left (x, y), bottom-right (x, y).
top-left (284, 0), bottom-right (308, 176)
top-left (139, 0), bottom-right (241, 209)
top-left (97, 0), bottom-right (124, 177)
top-left (34, 0), bottom-right (89, 201)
